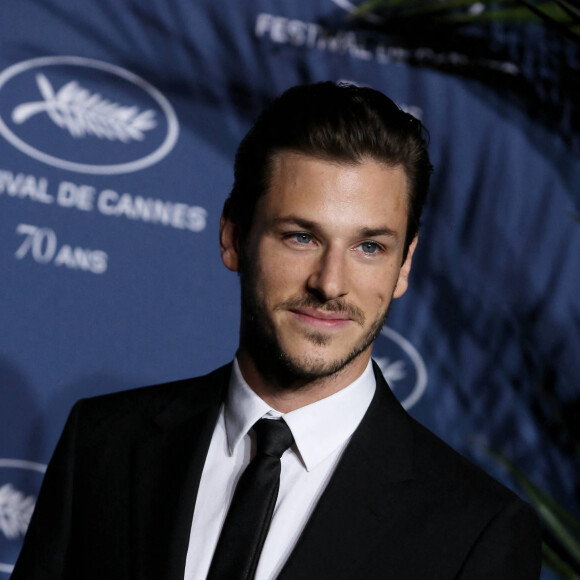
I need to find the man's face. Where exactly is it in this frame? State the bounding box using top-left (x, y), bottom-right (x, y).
top-left (221, 152), bottom-right (417, 388)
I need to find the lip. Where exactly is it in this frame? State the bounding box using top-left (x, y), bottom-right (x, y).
top-left (289, 307), bottom-right (353, 329)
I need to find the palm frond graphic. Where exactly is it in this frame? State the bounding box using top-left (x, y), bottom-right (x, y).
top-left (11, 73), bottom-right (157, 143)
top-left (351, 0), bottom-right (580, 43)
top-left (344, 0), bottom-right (580, 152)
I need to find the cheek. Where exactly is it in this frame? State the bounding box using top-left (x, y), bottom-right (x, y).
top-left (271, 264), bottom-right (304, 300)
top-left (263, 245), bottom-right (307, 285)
top-left (374, 291), bottom-right (389, 311)
top-left (252, 251), bottom-right (300, 304)
top-left (361, 270), bottom-right (397, 309)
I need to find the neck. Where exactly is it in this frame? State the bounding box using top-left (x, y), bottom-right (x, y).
top-left (235, 348), bottom-right (371, 413)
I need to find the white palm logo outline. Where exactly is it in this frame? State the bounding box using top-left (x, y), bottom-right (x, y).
top-left (376, 326), bottom-right (428, 410)
top-left (375, 357), bottom-right (407, 384)
top-left (11, 73), bottom-right (157, 142)
top-left (0, 483), bottom-right (36, 540)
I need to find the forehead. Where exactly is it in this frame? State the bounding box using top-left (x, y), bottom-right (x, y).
top-left (256, 152), bottom-right (409, 233)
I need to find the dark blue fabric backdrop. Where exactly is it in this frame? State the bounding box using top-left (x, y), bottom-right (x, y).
top-left (1, 1), bottom-right (578, 577)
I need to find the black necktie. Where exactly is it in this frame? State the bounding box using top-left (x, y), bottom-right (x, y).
top-left (206, 418), bottom-right (294, 580)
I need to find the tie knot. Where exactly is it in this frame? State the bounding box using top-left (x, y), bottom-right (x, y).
top-left (253, 418), bottom-right (294, 459)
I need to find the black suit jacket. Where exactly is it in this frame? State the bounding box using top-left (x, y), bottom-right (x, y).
top-left (13, 363), bottom-right (541, 579)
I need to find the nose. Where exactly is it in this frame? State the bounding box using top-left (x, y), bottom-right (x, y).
top-left (306, 247), bottom-right (348, 301)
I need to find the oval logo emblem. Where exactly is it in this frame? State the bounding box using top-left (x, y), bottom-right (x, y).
top-left (0, 459), bottom-right (46, 575)
top-left (373, 326), bottom-right (428, 410)
top-left (0, 56), bottom-right (179, 174)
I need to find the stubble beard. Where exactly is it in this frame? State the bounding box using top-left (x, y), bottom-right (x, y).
top-left (239, 274), bottom-right (391, 391)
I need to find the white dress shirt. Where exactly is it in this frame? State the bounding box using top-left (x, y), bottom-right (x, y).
top-left (184, 358), bottom-right (376, 580)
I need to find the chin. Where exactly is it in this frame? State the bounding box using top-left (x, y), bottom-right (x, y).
top-left (273, 337), bottom-right (369, 383)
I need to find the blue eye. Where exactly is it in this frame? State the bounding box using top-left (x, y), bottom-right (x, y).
top-left (360, 241), bottom-right (380, 254)
top-left (294, 233), bottom-right (312, 244)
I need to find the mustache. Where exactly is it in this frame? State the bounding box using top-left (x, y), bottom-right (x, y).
top-left (277, 296), bottom-right (366, 327)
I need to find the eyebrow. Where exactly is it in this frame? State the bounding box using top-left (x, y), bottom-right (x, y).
top-left (359, 227), bottom-right (399, 239)
top-left (271, 216), bottom-right (400, 239)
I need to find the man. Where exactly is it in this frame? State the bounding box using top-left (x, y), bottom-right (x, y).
top-left (13, 82), bottom-right (541, 579)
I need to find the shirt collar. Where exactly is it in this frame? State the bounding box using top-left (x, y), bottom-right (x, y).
top-left (224, 357), bottom-right (376, 472)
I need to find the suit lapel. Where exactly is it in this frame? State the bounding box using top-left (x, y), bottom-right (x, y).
top-left (130, 365), bottom-right (230, 580)
top-left (278, 362), bottom-right (415, 580)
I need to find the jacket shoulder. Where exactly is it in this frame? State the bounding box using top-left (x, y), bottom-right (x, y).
top-left (410, 416), bottom-right (524, 509)
top-left (67, 363), bottom-right (231, 443)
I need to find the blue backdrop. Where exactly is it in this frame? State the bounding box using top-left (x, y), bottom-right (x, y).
top-left (1, 1), bottom-right (579, 577)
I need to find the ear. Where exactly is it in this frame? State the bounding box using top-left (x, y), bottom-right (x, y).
top-left (220, 213), bottom-right (241, 272)
top-left (392, 235), bottom-right (418, 299)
